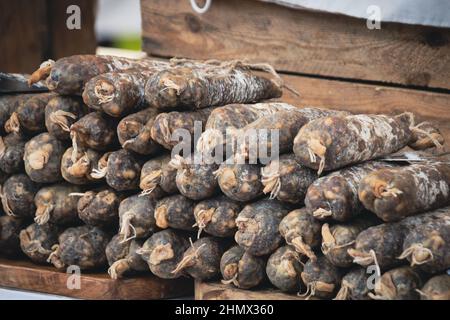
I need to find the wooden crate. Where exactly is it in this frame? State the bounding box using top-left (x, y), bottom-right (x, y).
top-left (195, 281), bottom-right (314, 300)
top-left (141, 0), bottom-right (450, 90)
top-left (141, 0), bottom-right (450, 147)
top-left (0, 258), bottom-right (193, 300)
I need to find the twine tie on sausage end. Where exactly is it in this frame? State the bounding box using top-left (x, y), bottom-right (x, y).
top-left (34, 204), bottom-right (54, 225)
top-left (67, 153), bottom-right (90, 177)
top-left (70, 131), bottom-right (79, 164)
top-left (193, 208), bottom-right (215, 239)
top-left (261, 166), bottom-right (281, 199)
top-left (410, 123), bottom-right (444, 150)
top-left (5, 112), bottom-right (21, 134)
top-left (148, 243), bottom-right (175, 265)
top-left (171, 238), bottom-right (206, 275)
top-left (221, 273), bottom-right (239, 287)
top-left (139, 170), bottom-right (162, 196)
top-left (307, 139), bottom-right (326, 175)
top-left (108, 259), bottom-right (129, 280)
top-left (94, 80), bottom-right (115, 105)
top-left (334, 283), bottom-right (350, 300)
top-left (288, 236), bottom-right (316, 261)
top-left (313, 208), bottom-right (332, 219)
top-left (0, 186), bottom-right (15, 216)
top-left (168, 154), bottom-right (186, 171)
top-left (0, 137), bottom-right (5, 159)
top-left (119, 211), bottom-right (137, 243)
top-left (28, 59), bottom-right (55, 85)
top-left (47, 244), bottom-right (65, 269)
top-left (49, 110), bottom-right (76, 132)
top-left (398, 244), bottom-right (434, 266)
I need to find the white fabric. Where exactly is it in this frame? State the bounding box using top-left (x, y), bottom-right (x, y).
top-left (260, 0), bottom-right (450, 28)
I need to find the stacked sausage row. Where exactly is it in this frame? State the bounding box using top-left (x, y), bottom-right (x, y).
top-left (0, 54), bottom-right (449, 300)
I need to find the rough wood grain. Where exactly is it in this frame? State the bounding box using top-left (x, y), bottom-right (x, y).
top-left (279, 74), bottom-right (450, 149)
top-left (0, 258), bottom-right (193, 300)
top-left (0, 0), bottom-right (96, 74)
top-left (141, 0), bottom-right (450, 89)
top-left (47, 0), bottom-right (97, 59)
top-left (195, 281), bottom-right (311, 300)
top-left (0, 0), bottom-right (48, 73)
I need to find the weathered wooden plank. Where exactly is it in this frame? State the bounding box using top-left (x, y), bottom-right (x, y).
top-left (0, 0), bottom-right (48, 73)
top-left (47, 0), bottom-right (97, 59)
top-left (279, 73), bottom-right (450, 149)
top-left (195, 281), bottom-right (311, 300)
top-left (141, 0), bottom-right (450, 90)
top-left (0, 258), bottom-right (193, 300)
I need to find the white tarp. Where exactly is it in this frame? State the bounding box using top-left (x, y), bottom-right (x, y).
top-left (259, 0), bottom-right (450, 28)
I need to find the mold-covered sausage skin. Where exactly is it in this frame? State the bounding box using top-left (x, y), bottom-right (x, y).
top-left (215, 161), bottom-right (263, 202)
top-left (34, 183), bottom-right (82, 226)
top-left (104, 149), bottom-right (143, 191)
top-left (266, 245), bottom-right (304, 292)
top-left (118, 194), bottom-right (157, 242)
top-left (47, 225), bottom-right (110, 270)
top-left (417, 275), bottom-right (450, 300)
top-left (193, 195), bottom-right (242, 238)
top-left (0, 215), bottom-right (23, 256)
top-left (334, 268), bottom-right (371, 300)
top-left (1, 174), bottom-right (39, 219)
top-left (70, 112), bottom-right (118, 152)
top-left (321, 215), bottom-right (380, 268)
top-left (24, 133), bottom-right (65, 183)
top-left (238, 108), bottom-right (350, 161)
top-left (144, 62), bottom-right (282, 111)
top-left (358, 162), bottom-right (450, 222)
top-left (0, 95), bottom-right (34, 135)
top-left (300, 255), bottom-right (342, 299)
top-left (19, 223), bottom-right (59, 264)
top-left (61, 147), bottom-right (102, 185)
top-left (138, 229), bottom-right (190, 279)
top-left (117, 108), bottom-right (161, 155)
top-left (220, 245), bottom-right (265, 289)
top-left (172, 237), bottom-right (223, 280)
top-left (294, 113), bottom-right (413, 174)
top-left (105, 235), bottom-right (148, 279)
top-left (171, 154), bottom-right (219, 200)
top-left (306, 161), bottom-right (397, 222)
top-left (150, 108), bottom-right (215, 150)
top-left (45, 96), bottom-right (88, 140)
top-left (278, 208), bottom-right (322, 260)
top-left (368, 266), bottom-right (423, 300)
top-left (348, 209), bottom-right (450, 270)
top-left (0, 133), bottom-right (26, 174)
top-left (197, 102), bottom-right (297, 153)
top-left (5, 93), bottom-right (56, 135)
top-left (77, 188), bottom-right (123, 228)
top-left (261, 154), bottom-right (317, 204)
top-left (83, 68), bottom-right (167, 117)
top-left (398, 213), bottom-right (450, 273)
top-left (235, 199), bottom-right (289, 256)
top-left (29, 55), bottom-right (169, 95)
top-left (154, 195), bottom-right (196, 231)
top-left (140, 153), bottom-right (178, 195)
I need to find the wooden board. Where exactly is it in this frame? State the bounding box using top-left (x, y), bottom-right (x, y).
top-left (0, 258), bottom-right (193, 300)
top-left (141, 0), bottom-right (450, 90)
top-left (0, 0), bottom-right (96, 74)
top-left (278, 73), bottom-right (450, 149)
top-left (195, 281), bottom-right (312, 300)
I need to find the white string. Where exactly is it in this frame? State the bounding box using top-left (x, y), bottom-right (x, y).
top-left (190, 0), bottom-right (212, 14)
